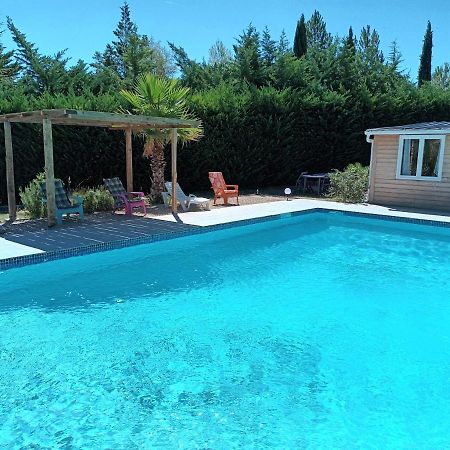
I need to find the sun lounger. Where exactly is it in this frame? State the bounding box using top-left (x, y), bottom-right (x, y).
top-left (164, 182), bottom-right (210, 211)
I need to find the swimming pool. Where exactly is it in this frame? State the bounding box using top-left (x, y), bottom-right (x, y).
top-left (1, 211), bottom-right (450, 448)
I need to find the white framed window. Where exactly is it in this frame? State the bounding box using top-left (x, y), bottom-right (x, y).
top-left (396, 135), bottom-right (446, 181)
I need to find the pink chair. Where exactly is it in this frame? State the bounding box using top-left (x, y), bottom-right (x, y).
top-left (103, 177), bottom-right (146, 216)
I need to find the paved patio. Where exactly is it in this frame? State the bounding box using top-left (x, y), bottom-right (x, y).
top-left (1, 199), bottom-right (450, 266)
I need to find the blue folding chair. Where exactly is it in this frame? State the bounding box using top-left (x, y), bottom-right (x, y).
top-left (40, 179), bottom-right (84, 225)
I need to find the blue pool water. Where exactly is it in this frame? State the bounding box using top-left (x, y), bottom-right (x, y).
top-left (1, 211), bottom-right (450, 448)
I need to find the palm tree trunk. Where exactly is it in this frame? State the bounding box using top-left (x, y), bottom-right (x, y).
top-left (149, 143), bottom-right (166, 202)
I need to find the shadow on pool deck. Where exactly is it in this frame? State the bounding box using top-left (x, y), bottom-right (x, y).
top-left (2, 213), bottom-right (197, 253)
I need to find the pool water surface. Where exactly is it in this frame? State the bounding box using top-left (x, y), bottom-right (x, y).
top-left (1, 212), bottom-right (450, 448)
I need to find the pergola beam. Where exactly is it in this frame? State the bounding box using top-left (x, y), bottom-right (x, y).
top-left (0, 109), bottom-right (199, 129)
top-left (0, 118), bottom-right (194, 129)
top-left (4, 122), bottom-right (16, 221)
top-left (171, 129), bottom-right (178, 214)
top-left (43, 118), bottom-right (57, 227)
top-left (125, 128), bottom-right (133, 192)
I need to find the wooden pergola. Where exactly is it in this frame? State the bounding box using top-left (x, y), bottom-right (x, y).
top-left (0, 109), bottom-right (200, 226)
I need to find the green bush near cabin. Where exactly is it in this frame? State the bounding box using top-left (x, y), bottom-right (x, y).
top-left (329, 163), bottom-right (369, 203)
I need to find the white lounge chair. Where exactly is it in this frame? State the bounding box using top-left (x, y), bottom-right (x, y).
top-left (164, 182), bottom-right (211, 211)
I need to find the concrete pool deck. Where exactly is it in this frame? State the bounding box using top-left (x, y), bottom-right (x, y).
top-left (1, 198), bottom-right (450, 268)
top-left (157, 199), bottom-right (450, 227)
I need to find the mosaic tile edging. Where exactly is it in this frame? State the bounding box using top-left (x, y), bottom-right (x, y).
top-left (0, 209), bottom-right (320, 271)
top-left (0, 224), bottom-right (202, 271)
top-left (2, 207), bottom-right (450, 270)
top-left (330, 209), bottom-right (450, 228)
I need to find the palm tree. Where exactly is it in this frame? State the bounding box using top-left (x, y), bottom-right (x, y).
top-left (120, 73), bottom-right (202, 200)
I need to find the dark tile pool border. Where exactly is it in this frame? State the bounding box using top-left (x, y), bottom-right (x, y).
top-left (2, 207), bottom-right (450, 271)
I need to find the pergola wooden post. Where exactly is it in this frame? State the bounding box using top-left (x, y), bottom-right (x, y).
top-left (171, 128), bottom-right (178, 214)
top-left (43, 118), bottom-right (57, 227)
top-left (125, 128), bottom-right (133, 192)
top-left (3, 121), bottom-right (16, 221)
top-left (0, 109), bottom-right (200, 227)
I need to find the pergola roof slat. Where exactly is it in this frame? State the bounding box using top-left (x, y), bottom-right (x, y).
top-left (0, 109), bottom-right (200, 129)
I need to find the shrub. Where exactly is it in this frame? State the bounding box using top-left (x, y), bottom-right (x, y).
top-left (19, 172), bottom-right (46, 218)
top-left (95, 188), bottom-right (115, 211)
top-left (82, 190), bottom-right (97, 214)
top-left (19, 174), bottom-right (114, 218)
top-left (79, 187), bottom-right (114, 214)
top-left (329, 163), bottom-right (369, 203)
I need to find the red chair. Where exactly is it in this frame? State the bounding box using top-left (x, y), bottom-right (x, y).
top-left (208, 172), bottom-right (239, 205)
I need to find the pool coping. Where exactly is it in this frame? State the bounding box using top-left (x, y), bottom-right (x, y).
top-left (2, 207), bottom-right (450, 271)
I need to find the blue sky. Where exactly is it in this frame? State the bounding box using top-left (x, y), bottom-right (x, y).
top-left (0, 0), bottom-right (448, 78)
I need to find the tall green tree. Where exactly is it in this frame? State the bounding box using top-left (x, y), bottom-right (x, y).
top-left (344, 26), bottom-right (356, 54)
top-left (388, 40), bottom-right (403, 71)
top-left (293, 14), bottom-right (307, 58)
top-left (120, 73), bottom-right (202, 200)
top-left (418, 21), bottom-right (433, 86)
top-left (358, 25), bottom-right (384, 64)
top-left (261, 26), bottom-right (277, 65)
top-left (233, 24), bottom-right (263, 85)
top-left (0, 26), bottom-right (19, 79)
top-left (306, 10), bottom-right (332, 49)
top-left (278, 30), bottom-right (290, 54)
top-left (6, 17), bottom-right (79, 94)
top-left (335, 27), bottom-right (358, 92)
top-left (168, 42), bottom-right (209, 89)
top-left (432, 63), bottom-right (450, 89)
top-left (93, 2), bottom-right (174, 87)
top-left (205, 41), bottom-right (235, 87)
top-left (208, 41), bottom-right (232, 65)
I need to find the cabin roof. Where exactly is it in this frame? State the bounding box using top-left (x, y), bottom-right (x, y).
top-left (365, 121), bottom-right (450, 136)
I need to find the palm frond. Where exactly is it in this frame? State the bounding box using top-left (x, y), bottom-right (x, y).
top-left (119, 72), bottom-right (203, 148)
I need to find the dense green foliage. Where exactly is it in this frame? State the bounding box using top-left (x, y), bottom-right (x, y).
top-left (0, 4), bottom-right (449, 204)
top-left (329, 163), bottom-right (369, 203)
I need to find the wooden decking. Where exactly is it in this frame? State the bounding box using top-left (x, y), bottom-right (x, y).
top-left (1, 213), bottom-right (196, 254)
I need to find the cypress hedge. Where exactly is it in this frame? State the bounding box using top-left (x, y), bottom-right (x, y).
top-left (1, 83), bottom-right (449, 203)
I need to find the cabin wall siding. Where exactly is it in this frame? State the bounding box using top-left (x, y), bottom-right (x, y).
top-left (369, 134), bottom-right (450, 211)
